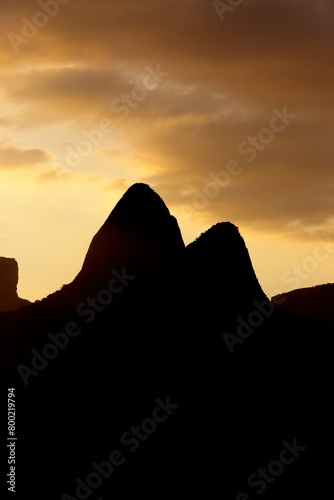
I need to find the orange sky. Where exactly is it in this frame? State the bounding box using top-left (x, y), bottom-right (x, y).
top-left (1, 0), bottom-right (334, 301)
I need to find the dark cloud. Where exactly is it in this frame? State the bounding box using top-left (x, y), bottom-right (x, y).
top-left (0, 0), bottom-right (333, 237)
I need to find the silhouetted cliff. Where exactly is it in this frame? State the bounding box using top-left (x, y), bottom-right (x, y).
top-left (0, 257), bottom-right (30, 312)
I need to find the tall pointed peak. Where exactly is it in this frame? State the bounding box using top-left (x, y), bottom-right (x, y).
top-left (71, 184), bottom-right (185, 297)
top-left (105, 183), bottom-right (171, 224)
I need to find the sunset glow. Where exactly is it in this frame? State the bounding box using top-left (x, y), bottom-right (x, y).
top-left (1, 0), bottom-right (333, 300)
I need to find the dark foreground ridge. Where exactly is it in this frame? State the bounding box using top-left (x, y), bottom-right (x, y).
top-left (0, 184), bottom-right (332, 499)
top-left (272, 282), bottom-right (334, 326)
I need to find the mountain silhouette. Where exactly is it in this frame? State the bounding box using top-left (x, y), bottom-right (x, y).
top-left (59, 183), bottom-right (184, 305)
top-left (0, 184), bottom-right (332, 500)
top-left (0, 257), bottom-right (30, 312)
top-left (183, 221), bottom-right (266, 310)
top-left (75, 183), bottom-right (183, 281)
top-left (272, 283), bottom-right (334, 326)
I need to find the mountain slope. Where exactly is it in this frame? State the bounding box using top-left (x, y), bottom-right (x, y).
top-left (272, 283), bottom-right (334, 326)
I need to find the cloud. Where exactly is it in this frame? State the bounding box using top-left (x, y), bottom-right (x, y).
top-left (2, 1), bottom-right (333, 101)
top-left (104, 177), bottom-right (130, 191)
top-left (4, 66), bottom-right (132, 124)
top-left (3, 1), bottom-right (333, 125)
top-left (0, 143), bottom-right (51, 169)
top-left (33, 165), bottom-right (73, 182)
top-left (0, 0), bottom-right (333, 239)
top-left (122, 105), bottom-right (334, 236)
top-left (0, 118), bottom-right (13, 130)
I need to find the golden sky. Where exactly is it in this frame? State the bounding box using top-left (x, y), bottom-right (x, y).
top-left (1, 0), bottom-right (334, 301)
